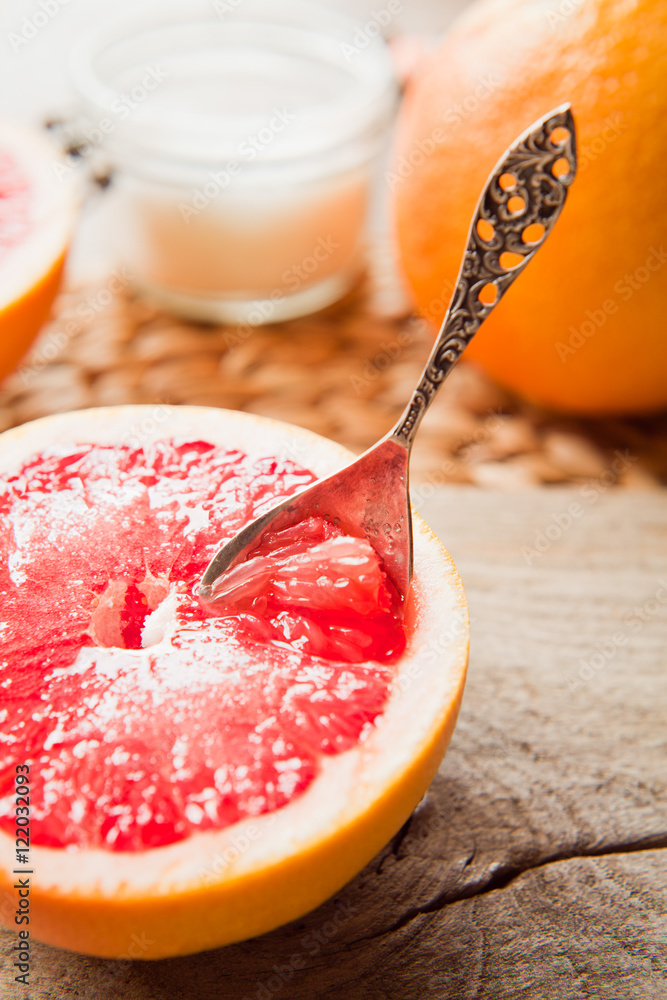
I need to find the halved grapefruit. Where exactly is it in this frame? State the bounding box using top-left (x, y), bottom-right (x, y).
top-left (0, 118), bottom-right (76, 382)
top-left (0, 406), bottom-right (468, 959)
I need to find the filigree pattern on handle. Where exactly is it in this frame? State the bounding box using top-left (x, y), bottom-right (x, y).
top-left (392, 105), bottom-right (577, 448)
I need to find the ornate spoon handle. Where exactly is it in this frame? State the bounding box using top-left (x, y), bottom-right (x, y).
top-left (391, 104), bottom-right (577, 449)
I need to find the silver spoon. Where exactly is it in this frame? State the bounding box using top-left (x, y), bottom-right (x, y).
top-left (199, 105), bottom-right (576, 606)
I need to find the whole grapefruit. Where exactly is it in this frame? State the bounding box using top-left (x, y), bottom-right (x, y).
top-left (0, 406), bottom-right (468, 958)
top-left (392, 0), bottom-right (667, 414)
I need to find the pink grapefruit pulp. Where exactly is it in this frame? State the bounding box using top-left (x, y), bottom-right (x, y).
top-left (0, 406), bottom-right (468, 958)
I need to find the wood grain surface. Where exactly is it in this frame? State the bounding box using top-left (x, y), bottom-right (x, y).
top-left (2, 486), bottom-right (666, 999)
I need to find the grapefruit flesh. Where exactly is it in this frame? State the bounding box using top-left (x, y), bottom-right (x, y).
top-left (0, 119), bottom-right (75, 381)
top-left (0, 406), bottom-right (468, 958)
top-left (0, 441), bottom-right (404, 852)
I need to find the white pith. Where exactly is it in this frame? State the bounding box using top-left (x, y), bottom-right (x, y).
top-left (0, 118), bottom-right (76, 311)
top-left (0, 406), bottom-right (468, 900)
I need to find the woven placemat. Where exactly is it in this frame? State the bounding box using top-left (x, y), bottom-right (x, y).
top-left (1, 273), bottom-right (665, 491)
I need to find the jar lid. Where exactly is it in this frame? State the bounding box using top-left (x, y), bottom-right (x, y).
top-left (69, 0), bottom-right (398, 175)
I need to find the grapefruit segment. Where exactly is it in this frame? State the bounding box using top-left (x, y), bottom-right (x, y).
top-left (214, 517), bottom-right (389, 614)
top-left (0, 406), bottom-right (468, 958)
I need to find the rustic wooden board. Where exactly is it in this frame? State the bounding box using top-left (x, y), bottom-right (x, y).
top-left (2, 486), bottom-right (666, 999)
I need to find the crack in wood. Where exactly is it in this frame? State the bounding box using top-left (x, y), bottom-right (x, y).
top-left (351, 831), bottom-right (667, 945)
top-left (462, 845), bottom-right (476, 869)
top-left (375, 815), bottom-right (415, 874)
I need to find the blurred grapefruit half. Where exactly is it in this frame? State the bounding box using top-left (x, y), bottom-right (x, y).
top-left (0, 406), bottom-right (468, 958)
top-left (0, 118), bottom-right (75, 382)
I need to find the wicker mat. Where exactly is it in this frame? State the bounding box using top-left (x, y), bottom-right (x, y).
top-left (1, 274), bottom-right (666, 490)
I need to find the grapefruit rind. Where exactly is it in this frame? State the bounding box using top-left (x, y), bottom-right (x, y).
top-left (0, 406), bottom-right (468, 958)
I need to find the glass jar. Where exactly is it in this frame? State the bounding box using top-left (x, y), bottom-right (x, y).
top-left (69, 0), bottom-right (397, 323)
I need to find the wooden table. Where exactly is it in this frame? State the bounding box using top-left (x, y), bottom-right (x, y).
top-left (3, 485), bottom-right (665, 999)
